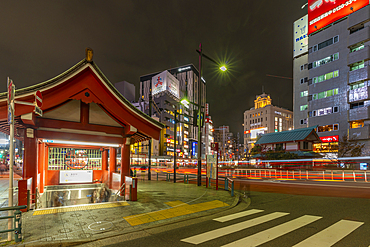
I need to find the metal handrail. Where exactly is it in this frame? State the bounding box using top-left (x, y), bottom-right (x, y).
top-left (0, 205), bottom-right (27, 242)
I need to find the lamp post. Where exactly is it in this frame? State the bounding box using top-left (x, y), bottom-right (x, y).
top-left (196, 43), bottom-right (227, 186)
top-left (173, 104), bottom-right (178, 183)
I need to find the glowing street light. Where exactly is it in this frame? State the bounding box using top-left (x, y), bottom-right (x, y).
top-left (220, 65), bottom-right (227, 72)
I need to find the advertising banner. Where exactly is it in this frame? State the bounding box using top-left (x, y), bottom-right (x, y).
top-left (294, 15), bottom-right (308, 57)
top-left (206, 154), bottom-right (217, 179)
top-left (308, 0), bottom-right (369, 35)
top-left (152, 70), bottom-right (180, 99)
top-left (320, 135), bottom-right (339, 142)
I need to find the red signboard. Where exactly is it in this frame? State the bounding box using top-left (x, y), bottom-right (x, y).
top-left (35, 90), bottom-right (43, 107)
top-left (308, 0), bottom-right (369, 35)
top-left (320, 135), bottom-right (339, 143)
top-left (211, 142), bottom-right (219, 151)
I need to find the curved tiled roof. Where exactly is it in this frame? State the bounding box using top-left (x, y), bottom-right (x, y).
top-left (255, 126), bottom-right (320, 145)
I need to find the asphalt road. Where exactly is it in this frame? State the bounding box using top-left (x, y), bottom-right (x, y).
top-left (82, 191), bottom-right (370, 247)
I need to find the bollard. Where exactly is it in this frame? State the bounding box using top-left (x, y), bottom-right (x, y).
top-left (35, 187), bottom-right (38, 210)
top-left (14, 209), bottom-right (22, 243)
top-left (157, 173), bottom-right (159, 181)
top-left (231, 180), bottom-right (234, 197)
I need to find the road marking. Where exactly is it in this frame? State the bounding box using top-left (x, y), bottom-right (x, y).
top-left (181, 212), bottom-right (289, 245)
top-left (222, 215), bottom-right (322, 247)
top-left (292, 219), bottom-right (364, 247)
top-left (124, 200), bottom-right (229, 226)
top-left (213, 209), bottom-right (264, 222)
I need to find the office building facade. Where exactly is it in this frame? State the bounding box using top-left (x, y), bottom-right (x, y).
top-left (244, 93), bottom-right (293, 154)
top-left (293, 2), bottom-right (370, 155)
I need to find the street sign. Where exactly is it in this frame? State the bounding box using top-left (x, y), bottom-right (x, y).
top-left (7, 79), bottom-right (14, 105)
top-left (7, 105), bottom-right (13, 124)
top-left (35, 90), bottom-right (43, 108)
top-left (34, 106), bottom-right (43, 116)
top-left (211, 142), bottom-right (219, 151)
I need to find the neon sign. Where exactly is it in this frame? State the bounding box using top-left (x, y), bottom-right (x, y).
top-left (320, 135), bottom-right (339, 142)
top-left (308, 0), bottom-right (369, 35)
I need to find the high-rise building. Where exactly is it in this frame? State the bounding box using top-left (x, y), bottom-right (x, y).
top-left (243, 93), bottom-right (293, 154)
top-left (139, 65), bottom-right (207, 159)
top-left (293, 2), bottom-right (370, 156)
top-left (114, 81), bottom-right (135, 103)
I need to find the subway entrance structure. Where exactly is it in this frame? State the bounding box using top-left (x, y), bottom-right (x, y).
top-left (0, 51), bottom-right (164, 206)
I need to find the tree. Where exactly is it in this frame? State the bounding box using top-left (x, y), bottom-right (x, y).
top-left (338, 134), bottom-right (365, 157)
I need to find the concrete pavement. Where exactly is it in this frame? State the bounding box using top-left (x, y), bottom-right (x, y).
top-left (15, 180), bottom-right (237, 247)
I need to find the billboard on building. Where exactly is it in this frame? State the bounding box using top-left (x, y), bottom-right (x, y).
top-left (152, 70), bottom-right (180, 99)
top-left (293, 15), bottom-right (308, 57)
top-left (308, 0), bottom-right (369, 35)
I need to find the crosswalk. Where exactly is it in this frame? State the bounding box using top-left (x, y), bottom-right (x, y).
top-left (180, 209), bottom-right (364, 246)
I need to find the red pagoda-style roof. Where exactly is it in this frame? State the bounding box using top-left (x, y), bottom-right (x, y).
top-left (0, 55), bottom-right (164, 143)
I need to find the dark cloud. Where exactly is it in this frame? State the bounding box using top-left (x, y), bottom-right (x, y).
top-left (0, 0), bottom-right (307, 134)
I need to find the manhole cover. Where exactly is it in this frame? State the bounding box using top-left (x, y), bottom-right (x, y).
top-left (88, 221), bottom-right (113, 231)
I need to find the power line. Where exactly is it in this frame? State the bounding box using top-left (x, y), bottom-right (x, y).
top-left (266, 74), bottom-right (293, 80)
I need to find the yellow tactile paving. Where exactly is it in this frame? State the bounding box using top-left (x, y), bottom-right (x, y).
top-left (123, 200), bottom-right (229, 226)
top-left (165, 200), bottom-right (187, 207)
top-left (33, 201), bottom-right (130, 215)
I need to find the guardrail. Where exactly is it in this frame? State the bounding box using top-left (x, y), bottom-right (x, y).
top-left (224, 177), bottom-right (234, 196)
top-left (0, 205), bottom-right (27, 242)
top-left (229, 169), bottom-right (370, 182)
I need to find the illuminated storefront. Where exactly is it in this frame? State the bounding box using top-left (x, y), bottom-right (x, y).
top-left (313, 135), bottom-right (339, 153)
top-left (0, 51), bottom-right (164, 195)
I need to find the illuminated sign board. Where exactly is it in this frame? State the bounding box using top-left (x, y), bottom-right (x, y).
top-left (320, 135), bottom-right (339, 142)
top-left (293, 15), bottom-right (308, 57)
top-left (308, 0), bottom-right (369, 35)
top-left (152, 70), bottom-right (180, 99)
top-left (60, 170), bottom-right (93, 184)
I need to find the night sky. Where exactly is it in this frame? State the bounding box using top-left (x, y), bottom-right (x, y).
top-left (0, 1), bottom-right (307, 135)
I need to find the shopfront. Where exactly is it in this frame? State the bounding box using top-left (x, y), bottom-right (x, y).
top-left (0, 51), bottom-right (164, 203)
top-left (313, 135), bottom-right (339, 155)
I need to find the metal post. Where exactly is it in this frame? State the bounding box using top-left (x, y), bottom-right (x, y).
top-left (14, 209), bottom-right (22, 243)
top-left (148, 88), bottom-right (152, 180)
top-left (27, 190), bottom-right (30, 211)
top-left (8, 78), bottom-right (14, 241)
top-left (197, 43), bottom-right (202, 186)
top-left (174, 104), bottom-right (177, 183)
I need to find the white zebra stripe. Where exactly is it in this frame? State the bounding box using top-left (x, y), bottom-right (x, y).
top-left (181, 212), bottom-right (289, 245)
top-left (222, 215), bottom-right (322, 247)
top-left (213, 209), bottom-right (264, 223)
top-left (292, 219), bottom-right (364, 247)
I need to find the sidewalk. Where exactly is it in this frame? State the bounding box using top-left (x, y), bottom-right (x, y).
top-left (17, 180), bottom-right (238, 247)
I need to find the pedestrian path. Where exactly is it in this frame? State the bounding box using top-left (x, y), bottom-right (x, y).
top-left (181, 209), bottom-right (364, 246)
top-left (123, 200), bottom-right (229, 226)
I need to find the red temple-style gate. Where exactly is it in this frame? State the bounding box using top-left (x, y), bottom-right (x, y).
top-left (0, 54), bottom-right (164, 195)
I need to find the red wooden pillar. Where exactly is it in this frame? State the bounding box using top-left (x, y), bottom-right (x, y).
top-left (37, 142), bottom-right (45, 193)
top-left (120, 138), bottom-right (131, 194)
top-left (101, 149), bottom-right (108, 183)
top-left (23, 129), bottom-right (38, 194)
top-left (109, 147), bottom-right (117, 188)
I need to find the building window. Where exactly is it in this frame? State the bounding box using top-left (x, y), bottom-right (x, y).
top-left (302, 141), bottom-right (309, 150)
top-left (350, 43), bottom-right (364, 53)
top-left (300, 90), bottom-right (308, 97)
top-left (300, 105), bottom-right (308, 111)
top-left (350, 60), bottom-right (365, 71)
top-left (310, 52), bottom-right (339, 69)
top-left (350, 23), bottom-right (364, 34)
top-left (317, 124), bottom-right (339, 132)
top-left (350, 120), bottom-right (364, 129)
top-left (309, 35), bottom-right (339, 53)
top-left (300, 119), bottom-right (307, 125)
top-left (350, 101), bottom-right (365, 109)
top-left (311, 88), bottom-right (339, 101)
top-left (313, 70), bottom-right (339, 84)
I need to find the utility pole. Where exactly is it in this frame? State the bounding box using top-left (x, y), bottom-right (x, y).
top-left (197, 43), bottom-right (202, 186)
top-left (7, 78), bottom-right (14, 241)
top-left (148, 87), bottom-right (152, 180)
top-left (173, 104), bottom-right (177, 183)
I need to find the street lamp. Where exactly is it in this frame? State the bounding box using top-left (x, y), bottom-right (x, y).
top-left (196, 43), bottom-right (227, 186)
